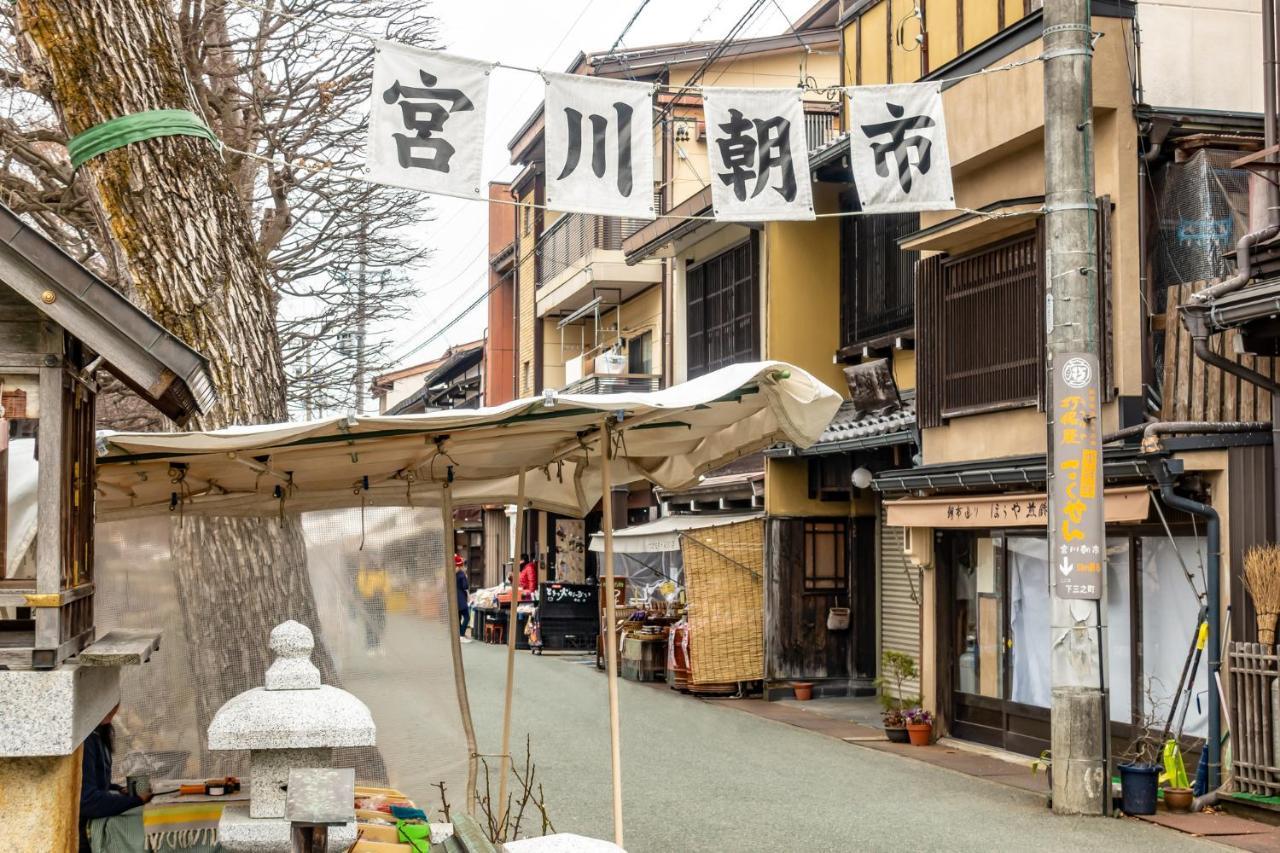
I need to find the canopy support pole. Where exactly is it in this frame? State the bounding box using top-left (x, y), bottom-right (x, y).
top-left (599, 418), bottom-right (625, 847)
top-left (440, 478), bottom-right (479, 815)
top-left (497, 468), bottom-right (527, 830)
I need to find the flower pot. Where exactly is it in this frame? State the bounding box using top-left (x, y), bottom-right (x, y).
top-left (885, 726), bottom-right (910, 744)
top-left (792, 681), bottom-right (814, 701)
top-left (906, 722), bottom-right (933, 746)
top-left (1119, 762), bottom-right (1161, 815)
top-left (1163, 786), bottom-right (1194, 813)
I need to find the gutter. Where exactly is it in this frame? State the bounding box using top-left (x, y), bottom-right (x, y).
top-left (1145, 454), bottom-right (1222, 794)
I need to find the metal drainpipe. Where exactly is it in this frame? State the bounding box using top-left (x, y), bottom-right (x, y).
top-left (1146, 456), bottom-right (1222, 793)
top-left (1139, 420), bottom-right (1271, 453)
top-left (1192, 0), bottom-right (1280, 303)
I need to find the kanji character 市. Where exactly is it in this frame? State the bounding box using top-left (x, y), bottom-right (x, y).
top-left (859, 102), bottom-right (937, 193)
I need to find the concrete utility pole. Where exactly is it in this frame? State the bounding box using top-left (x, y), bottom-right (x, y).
top-left (1043, 0), bottom-right (1108, 815)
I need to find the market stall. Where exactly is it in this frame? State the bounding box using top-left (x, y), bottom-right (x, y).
top-left (94, 361), bottom-right (840, 846)
top-left (590, 513), bottom-right (765, 693)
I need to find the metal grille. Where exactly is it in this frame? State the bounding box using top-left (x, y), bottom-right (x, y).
top-left (940, 230), bottom-right (1044, 418)
top-left (686, 238), bottom-right (760, 379)
top-left (561, 373), bottom-right (661, 395)
top-left (840, 212), bottom-right (919, 348)
top-left (804, 111), bottom-right (839, 152)
top-left (536, 213), bottom-right (647, 283)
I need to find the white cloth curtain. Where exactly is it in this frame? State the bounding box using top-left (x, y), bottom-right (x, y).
top-left (543, 72), bottom-right (655, 219)
top-left (846, 82), bottom-right (956, 213)
top-left (1008, 536), bottom-right (1132, 723)
top-left (367, 43), bottom-right (491, 199)
top-left (702, 88), bottom-right (815, 222)
top-left (1141, 536), bottom-right (1208, 738)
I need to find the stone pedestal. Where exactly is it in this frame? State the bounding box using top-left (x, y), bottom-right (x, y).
top-left (207, 621), bottom-right (375, 852)
top-left (0, 750), bottom-right (83, 852)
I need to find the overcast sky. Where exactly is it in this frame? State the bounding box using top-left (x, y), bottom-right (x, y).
top-left (375, 0), bottom-right (820, 375)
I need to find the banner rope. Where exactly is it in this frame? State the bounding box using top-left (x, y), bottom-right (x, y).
top-left (224, 142), bottom-right (1040, 223)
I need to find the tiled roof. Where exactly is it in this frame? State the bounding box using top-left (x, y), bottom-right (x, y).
top-left (769, 394), bottom-right (916, 457)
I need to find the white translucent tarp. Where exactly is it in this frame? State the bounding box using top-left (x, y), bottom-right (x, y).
top-left (95, 362), bottom-right (840, 520)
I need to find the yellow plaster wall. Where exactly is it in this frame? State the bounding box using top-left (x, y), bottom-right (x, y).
top-left (763, 189), bottom-right (844, 394)
top-left (843, 0), bottom-right (1033, 85)
top-left (764, 456), bottom-right (875, 517)
top-left (542, 286), bottom-right (665, 391)
top-left (917, 18), bottom-right (1141, 466)
top-left (0, 750), bottom-right (82, 852)
top-left (893, 348), bottom-right (916, 392)
top-left (515, 185), bottom-right (539, 398)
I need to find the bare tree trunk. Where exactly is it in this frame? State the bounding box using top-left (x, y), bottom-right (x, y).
top-left (18, 0), bottom-right (384, 779)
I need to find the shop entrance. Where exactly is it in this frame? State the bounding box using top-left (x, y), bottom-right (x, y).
top-left (937, 529), bottom-right (1207, 758)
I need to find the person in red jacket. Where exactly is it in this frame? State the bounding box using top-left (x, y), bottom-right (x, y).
top-left (518, 553), bottom-right (538, 596)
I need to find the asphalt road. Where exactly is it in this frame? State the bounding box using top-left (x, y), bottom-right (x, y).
top-left (342, 612), bottom-right (1220, 852)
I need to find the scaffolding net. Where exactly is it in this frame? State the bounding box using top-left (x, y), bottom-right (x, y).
top-left (92, 506), bottom-right (468, 807)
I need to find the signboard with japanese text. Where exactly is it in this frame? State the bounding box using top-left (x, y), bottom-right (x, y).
top-left (1051, 353), bottom-right (1105, 600)
top-left (847, 82), bottom-right (955, 213)
top-left (544, 72), bottom-right (655, 219)
top-left (703, 88), bottom-right (815, 222)
top-left (367, 42), bottom-right (491, 199)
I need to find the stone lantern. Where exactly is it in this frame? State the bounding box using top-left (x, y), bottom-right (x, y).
top-left (208, 621), bottom-right (375, 851)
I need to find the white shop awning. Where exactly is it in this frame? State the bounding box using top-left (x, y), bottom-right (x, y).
top-left (95, 361), bottom-right (841, 520)
top-left (588, 511), bottom-right (763, 554)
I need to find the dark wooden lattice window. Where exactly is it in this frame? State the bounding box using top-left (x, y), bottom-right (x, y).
top-left (804, 519), bottom-right (848, 592)
top-left (686, 237), bottom-right (760, 379)
top-left (839, 212), bottom-right (919, 349)
top-left (939, 229), bottom-right (1045, 418)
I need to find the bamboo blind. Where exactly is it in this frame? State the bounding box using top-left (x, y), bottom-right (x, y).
top-left (681, 518), bottom-right (765, 685)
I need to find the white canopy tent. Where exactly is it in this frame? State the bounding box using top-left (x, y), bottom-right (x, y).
top-left (93, 362), bottom-right (841, 845)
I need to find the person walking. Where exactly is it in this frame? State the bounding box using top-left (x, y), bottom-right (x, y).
top-left (455, 553), bottom-right (472, 642)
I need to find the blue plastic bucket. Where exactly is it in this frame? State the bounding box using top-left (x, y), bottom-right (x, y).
top-left (1119, 762), bottom-right (1161, 815)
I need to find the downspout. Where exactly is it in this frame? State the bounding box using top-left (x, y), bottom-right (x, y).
top-left (1181, 306), bottom-right (1280, 397)
top-left (1146, 455), bottom-right (1222, 793)
top-left (1191, 0), bottom-right (1280, 304)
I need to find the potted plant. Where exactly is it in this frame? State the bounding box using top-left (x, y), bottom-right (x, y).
top-left (905, 707), bottom-right (934, 746)
top-left (875, 651), bottom-right (921, 744)
top-left (882, 708), bottom-right (909, 743)
top-left (1118, 723), bottom-right (1163, 815)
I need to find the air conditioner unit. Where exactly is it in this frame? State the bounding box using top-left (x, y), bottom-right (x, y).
top-left (903, 526), bottom-right (933, 569)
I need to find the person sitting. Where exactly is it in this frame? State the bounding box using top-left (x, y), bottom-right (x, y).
top-left (80, 705), bottom-right (149, 853)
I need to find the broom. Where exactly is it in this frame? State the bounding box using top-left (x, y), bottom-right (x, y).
top-left (1244, 545), bottom-right (1280, 645)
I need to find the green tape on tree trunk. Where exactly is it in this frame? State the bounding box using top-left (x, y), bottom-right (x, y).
top-left (67, 109), bottom-right (218, 169)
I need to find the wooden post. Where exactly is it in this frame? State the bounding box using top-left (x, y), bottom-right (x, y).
top-left (497, 469), bottom-right (527, 828)
top-left (34, 350), bottom-right (64, 659)
top-left (440, 479), bottom-right (480, 814)
top-left (599, 418), bottom-right (624, 847)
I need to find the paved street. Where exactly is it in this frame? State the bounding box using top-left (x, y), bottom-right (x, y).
top-left (343, 612), bottom-right (1220, 853)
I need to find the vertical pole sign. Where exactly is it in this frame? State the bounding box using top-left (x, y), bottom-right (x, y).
top-left (1051, 353), bottom-right (1104, 599)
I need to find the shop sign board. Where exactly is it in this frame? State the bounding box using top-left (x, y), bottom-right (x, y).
top-left (1051, 353), bottom-right (1105, 600)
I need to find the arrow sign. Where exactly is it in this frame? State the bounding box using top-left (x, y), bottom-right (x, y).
top-left (1059, 556), bottom-right (1074, 577)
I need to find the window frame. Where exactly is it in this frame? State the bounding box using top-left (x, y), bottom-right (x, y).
top-left (803, 518), bottom-right (848, 594)
top-left (685, 235), bottom-right (760, 380)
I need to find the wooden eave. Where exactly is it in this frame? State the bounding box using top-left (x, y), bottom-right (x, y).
top-left (0, 204), bottom-right (214, 425)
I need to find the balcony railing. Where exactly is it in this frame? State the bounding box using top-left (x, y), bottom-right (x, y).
top-left (805, 111), bottom-right (839, 152)
top-left (562, 372), bottom-right (661, 395)
top-left (537, 213), bottom-right (648, 283)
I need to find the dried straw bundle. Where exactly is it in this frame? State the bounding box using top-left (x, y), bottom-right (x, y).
top-left (1244, 545), bottom-right (1280, 645)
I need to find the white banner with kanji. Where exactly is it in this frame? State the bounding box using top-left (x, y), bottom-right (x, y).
top-left (847, 82), bottom-right (955, 213)
top-left (368, 42), bottom-right (490, 199)
top-left (544, 72), bottom-right (655, 219)
top-left (703, 88), bottom-right (815, 222)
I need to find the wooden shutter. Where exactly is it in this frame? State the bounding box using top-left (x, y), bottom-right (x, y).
top-left (915, 253), bottom-right (946, 429)
top-left (686, 262), bottom-right (706, 379)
